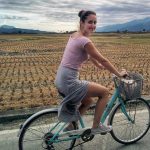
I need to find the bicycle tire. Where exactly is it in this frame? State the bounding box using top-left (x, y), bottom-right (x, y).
top-left (109, 98), bottom-right (150, 144)
top-left (18, 109), bottom-right (77, 150)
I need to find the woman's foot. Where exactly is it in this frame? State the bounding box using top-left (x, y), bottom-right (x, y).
top-left (92, 122), bottom-right (112, 134)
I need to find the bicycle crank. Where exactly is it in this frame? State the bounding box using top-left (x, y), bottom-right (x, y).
top-left (81, 129), bottom-right (94, 142)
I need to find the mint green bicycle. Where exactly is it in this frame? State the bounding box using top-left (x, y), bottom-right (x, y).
top-left (18, 73), bottom-right (150, 150)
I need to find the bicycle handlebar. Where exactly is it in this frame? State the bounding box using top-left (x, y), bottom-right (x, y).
top-left (112, 74), bottom-right (135, 84)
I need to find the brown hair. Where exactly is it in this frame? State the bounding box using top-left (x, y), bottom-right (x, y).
top-left (78, 10), bottom-right (96, 22)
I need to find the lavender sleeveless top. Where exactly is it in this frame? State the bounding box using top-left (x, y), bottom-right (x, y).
top-left (61, 36), bottom-right (92, 70)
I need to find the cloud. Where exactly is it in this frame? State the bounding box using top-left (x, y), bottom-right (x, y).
top-left (0, 0), bottom-right (150, 31)
top-left (94, 0), bottom-right (150, 27)
top-left (0, 15), bottom-right (28, 20)
top-left (97, 1), bottom-right (150, 15)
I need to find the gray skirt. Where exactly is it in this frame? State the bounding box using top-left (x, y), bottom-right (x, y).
top-left (55, 65), bottom-right (89, 122)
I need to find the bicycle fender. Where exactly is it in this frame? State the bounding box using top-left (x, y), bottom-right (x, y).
top-left (18, 108), bottom-right (58, 137)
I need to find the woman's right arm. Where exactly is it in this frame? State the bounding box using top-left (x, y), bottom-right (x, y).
top-left (84, 42), bottom-right (126, 77)
top-left (89, 57), bottom-right (105, 70)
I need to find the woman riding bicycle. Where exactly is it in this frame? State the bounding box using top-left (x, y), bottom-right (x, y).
top-left (55, 10), bottom-right (127, 133)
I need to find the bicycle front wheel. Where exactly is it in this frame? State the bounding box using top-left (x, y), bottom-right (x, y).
top-left (18, 109), bottom-right (77, 150)
top-left (110, 98), bottom-right (150, 144)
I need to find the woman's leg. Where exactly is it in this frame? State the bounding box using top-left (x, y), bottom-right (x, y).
top-left (81, 82), bottom-right (109, 128)
top-left (64, 82), bottom-right (109, 131)
top-left (79, 97), bottom-right (93, 115)
top-left (65, 98), bottom-right (93, 130)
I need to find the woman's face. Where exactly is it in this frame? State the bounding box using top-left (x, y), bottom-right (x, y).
top-left (81, 14), bottom-right (97, 35)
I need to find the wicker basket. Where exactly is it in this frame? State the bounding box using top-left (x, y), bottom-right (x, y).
top-left (118, 73), bottom-right (143, 100)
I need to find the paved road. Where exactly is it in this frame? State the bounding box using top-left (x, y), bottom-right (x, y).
top-left (0, 127), bottom-right (150, 150)
top-left (0, 114), bottom-right (150, 150)
top-left (1, 97), bottom-right (150, 150)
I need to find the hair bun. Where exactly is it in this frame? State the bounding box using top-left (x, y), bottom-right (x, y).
top-left (78, 10), bottom-right (85, 18)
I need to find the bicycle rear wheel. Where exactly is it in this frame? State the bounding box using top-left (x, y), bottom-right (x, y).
top-left (110, 98), bottom-right (150, 144)
top-left (18, 109), bottom-right (77, 150)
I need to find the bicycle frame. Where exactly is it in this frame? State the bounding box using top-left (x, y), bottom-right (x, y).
top-left (101, 89), bottom-right (119, 123)
top-left (47, 83), bottom-right (133, 145)
top-left (19, 73), bottom-right (150, 149)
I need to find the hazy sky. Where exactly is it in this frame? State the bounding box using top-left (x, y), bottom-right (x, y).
top-left (0, 0), bottom-right (150, 32)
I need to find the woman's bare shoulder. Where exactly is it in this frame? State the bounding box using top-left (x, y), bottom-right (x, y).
top-left (70, 32), bottom-right (83, 39)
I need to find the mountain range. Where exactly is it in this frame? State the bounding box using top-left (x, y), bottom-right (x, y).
top-left (96, 17), bottom-right (150, 32)
top-left (0, 17), bottom-right (150, 33)
top-left (0, 25), bottom-right (50, 34)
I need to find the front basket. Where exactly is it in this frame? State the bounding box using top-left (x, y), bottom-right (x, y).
top-left (118, 73), bottom-right (143, 100)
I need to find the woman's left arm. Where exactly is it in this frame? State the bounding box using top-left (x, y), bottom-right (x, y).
top-left (89, 57), bottom-right (105, 70)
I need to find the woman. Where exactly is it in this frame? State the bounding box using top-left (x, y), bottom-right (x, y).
top-left (55, 10), bottom-right (127, 133)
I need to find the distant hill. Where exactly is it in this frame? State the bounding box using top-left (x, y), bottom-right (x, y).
top-left (0, 25), bottom-right (51, 34)
top-left (96, 17), bottom-right (150, 32)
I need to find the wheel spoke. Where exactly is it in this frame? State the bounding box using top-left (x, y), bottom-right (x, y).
top-left (110, 98), bottom-right (150, 144)
top-left (19, 110), bottom-right (77, 150)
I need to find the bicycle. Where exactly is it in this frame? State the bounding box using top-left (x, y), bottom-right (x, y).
top-left (18, 72), bottom-right (150, 150)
